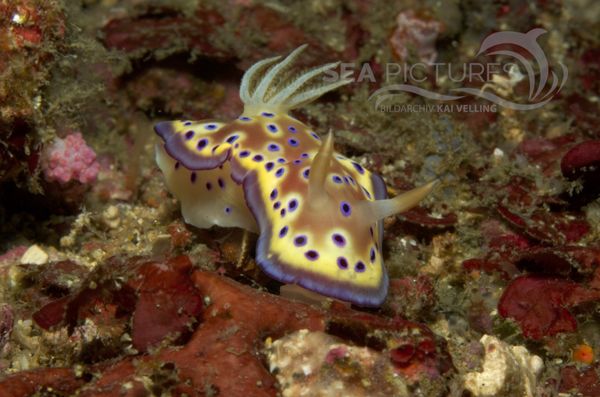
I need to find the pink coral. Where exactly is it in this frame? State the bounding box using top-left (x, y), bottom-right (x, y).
top-left (43, 132), bottom-right (100, 184)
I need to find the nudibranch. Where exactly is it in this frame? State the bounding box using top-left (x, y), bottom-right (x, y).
top-left (154, 45), bottom-right (435, 307)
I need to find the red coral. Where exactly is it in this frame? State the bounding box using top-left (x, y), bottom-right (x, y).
top-left (506, 205), bottom-right (590, 244)
top-left (565, 142), bottom-right (600, 173)
top-left (0, 368), bottom-right (85, 397)
top-left (387, 276), bottom-right (436, 318)
top-left (102, 7), bottom-right (226, 57)
top-left (498, 276), bottom-right (579, 339)
top-left (28, 265), bottom-right (326, 396)
top-left (167, 221), bottom-right (193, 249)
top-left (560, 140), bottom-right (600, 203)
top-left (498, 274), bottom-right (600, 340)
top-left (386, 319), bottom-right (453, 382)
top-left (514, 246), bottom-right (597, 280)
top-left (33, 256), bottom-right (202, 353)
top-left (8, 256), bottom-right (454, 396)
top-left (466, 228), bottom-right (600, 340)
top-left (462, 222), bottom-right (526, 279)
top-left (560, 363), bottom-right (600, 397)
top-left (325, 309), bottom-right (454, 383)
top-left (578, 48), bottom-right (600, 101)
top-left (518, 135), bottom-right (575, 175)
top-left (129, 258), bottom-right (203, 351)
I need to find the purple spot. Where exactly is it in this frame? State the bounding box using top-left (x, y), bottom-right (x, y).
top-left (267, 124), bottom-right (278, 133)
top-left (361, 186), bottom-right (372, 199)
top-left (197, 138), bottom-right (208, 150)
top-left (190, 172), bottom-right (197, 183)
top-left (332, 175), bottom-right (343, 184)
top-left (302, 168), bottom-right (310, 179)
top-left (211, 145), bottom-right (220, 153)
top-left (239, 150), bottom-right (250, 158)
top-left (288, 199), bottom-right (298, 212)
top-left (293, 159), bottom-right (302, 165)
top-left (279, 226), bottom-right (288, 238)
top-left (205, 124), bottom-right (218, 130)
top-left (234, 143), bottom-right (240, 148)
top-left (239, 116), bottom-right (251, 121)
top-left (352, 162), bottom-right (365, 174)
top-left (301, 153), bottom-right (309, 158)
top-left (218, 178), bottom-right (225, 188)
top-left (261, 112), bottom-right (274, 118)
top-left (184, 130), bottom-right (194, 140)
top-left (288, 138), bottom-right (299, 147)
top-left (273, 201), bottom-right (281, 210)
top-left (275, 167), bottom-right (285, 178)
top-left (305, 250), bottom-right (319, 261)
top-left (277, 158), bottom-right (286, 163)
top-left (270, 188), bottom-right (278, 200)
top-left (225, 207), bottom-right (231, 214)
top-left (174, 162), bottom-right (180, 170)
top-left (288, 126), bottom-right (297, 133)
top-left (206, 182), bottom-right (212, 190)
top-left (226, 134), bottom-right (239, 144)
top-left (340, 201), bottom-right (352, 217)
top-left (310, 132), bottom-right (320, 140)
top-left (280, 208), bottom-right (286, 218)
top-left (332, 233), bottom-right (346, 247)
top-left (355, 261), bottom-right (366, 273)
top-left (268, 143), bottom-right (280, 152)
top-left (252, 154), bottom-right (264, 162)
top-left (370, 248), bottom-right (376, 263)
top-left (337, 257), bottom-right (348, 269)
top-left (343, 176), bottom-right (350, 184)
top-left (265, 161), bottom-right (275, 171)
top-left (294, 235), bottom-right (307, 247)
top-left (183, 121), bottom-right (192, 126)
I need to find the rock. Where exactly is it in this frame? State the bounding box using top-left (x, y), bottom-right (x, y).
top-left (19, 244), bottom-right (48, 265)
top-left (265, 329), bottom-right (409, 397)
top-left (464, 335), bottom-right (543, 397)
top-left (102, 205), bottom-right (120, 229)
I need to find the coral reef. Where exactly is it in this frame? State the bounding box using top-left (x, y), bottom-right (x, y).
top-left (0, 0), bottom-right (599, 396)
top-left (464, 335), bottom-right (543, 397)
top-left (42, 133), bottom-right (100, 185)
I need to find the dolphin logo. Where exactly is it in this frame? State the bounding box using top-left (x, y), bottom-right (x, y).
top-left (370, 28), bottom-right (568, 111)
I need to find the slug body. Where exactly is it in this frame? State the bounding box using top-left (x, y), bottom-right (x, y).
top-left (155, 46), bottom-right (434, 307)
